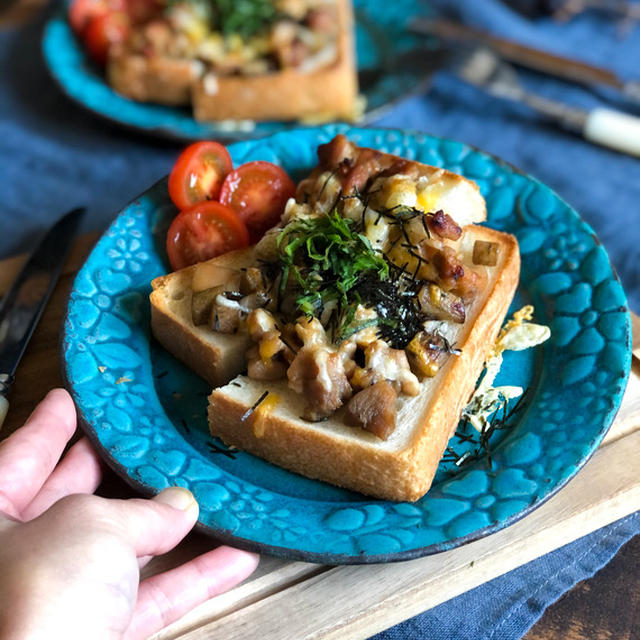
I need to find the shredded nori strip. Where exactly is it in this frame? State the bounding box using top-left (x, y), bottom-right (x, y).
top-left (260, 203), bottom-right (461, 349)
top-left (442, 387), bottom-right (530, 474)
top-left (207, 442), bottom-right (238, 459)
top-left (241, 390), bottom-right (269, 422)
top-left (354, 267), bottom-right (424, 349)
top-left (279, 335), bottom-right (299, 355)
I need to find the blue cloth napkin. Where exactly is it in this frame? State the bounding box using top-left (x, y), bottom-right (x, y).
top-left (373, 512), bottom-right (639, 640)
top-left (0, 1), bottom-right (638, 639)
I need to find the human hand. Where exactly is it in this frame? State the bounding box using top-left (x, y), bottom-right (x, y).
top-left (0, 389), bottom-right (259, 640)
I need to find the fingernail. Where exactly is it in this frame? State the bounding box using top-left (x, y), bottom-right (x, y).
top-left (154, 487), bottom-right (197, 511)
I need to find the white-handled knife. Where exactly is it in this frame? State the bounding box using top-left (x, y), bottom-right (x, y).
top-left (454, 47), bottom-right (640, 157)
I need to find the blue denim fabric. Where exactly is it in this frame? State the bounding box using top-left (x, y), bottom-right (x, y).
top-left (1, 2), bottom-right (639, 311)
top-left (373, 513), bottom-right (639, 639)
top-left (0, 2), bottom-right (638, 639)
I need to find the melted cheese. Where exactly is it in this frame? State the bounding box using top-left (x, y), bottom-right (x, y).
top-left (363, 210), bottom-right (391, 253)
top-left (253, 393), bottom-right (280, 438)
top-left (365, 341), bottom-right (420, 396)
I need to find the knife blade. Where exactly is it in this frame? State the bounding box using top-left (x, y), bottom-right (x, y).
top-left (0, 207), bottom-right (85, 427)
top-left (409, 18), bottom-right (640, 104)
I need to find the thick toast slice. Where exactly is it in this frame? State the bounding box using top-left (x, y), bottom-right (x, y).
top-left (150, 249), bottom-right (256, 387)
top-left (107, 54), bottom-right (200, 106)
top-left (191, 0), bottom-right (357, 122)
top-left (107, 0), bottom-right (358, 122)
top-left (150, 136), bottom-right (519, 500)
top-left (207, 225), bottom-right (519, 501)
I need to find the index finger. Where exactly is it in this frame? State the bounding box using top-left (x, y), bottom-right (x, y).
top-left (0, 389), bottom-right (76, 519)
top-left (125, 546), bottom-right (260, 640)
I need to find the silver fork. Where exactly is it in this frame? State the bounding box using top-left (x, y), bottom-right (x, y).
top-left (452, 46), bottom-right (640, 157)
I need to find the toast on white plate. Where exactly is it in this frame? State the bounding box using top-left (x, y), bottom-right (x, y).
top-left (151, 134), bottom-right (520, 501)
top-left (108, 0), bottom-right (358, 123)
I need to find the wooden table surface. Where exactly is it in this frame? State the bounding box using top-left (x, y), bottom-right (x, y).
top-left (0, 2), bottom-right (638, 635)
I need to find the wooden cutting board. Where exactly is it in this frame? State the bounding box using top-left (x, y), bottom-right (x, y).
top-left (1, 235), bottom-right (639, 640)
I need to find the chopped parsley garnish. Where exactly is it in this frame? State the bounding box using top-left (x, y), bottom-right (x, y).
top-left (167, 0), bottom-right (279, 39)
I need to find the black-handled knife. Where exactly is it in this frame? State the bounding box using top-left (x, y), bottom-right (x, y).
top-left (0, 207), bottom-right (85, 428)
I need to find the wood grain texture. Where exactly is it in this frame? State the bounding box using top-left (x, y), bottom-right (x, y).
top-left (601, 358), bottom-right (640, 445)
top-left (632, 311), bottom-right (640, 361)
top-left (525, 535), bottom-right (639, 640)
top-left (0, 0), bottom-right (46, 27)
top-left (150, 425), bottom-right (640, 640)
top-left (0, 234), bottom-right (638, 640)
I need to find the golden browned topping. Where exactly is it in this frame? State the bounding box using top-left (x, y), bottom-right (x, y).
top-left (472, 240), bottom-right (500, 266)
top-left (287, 346), bottom-right (352, 421)
top-left (417, 284), bottom-right (466, 324)
top-left (246, 309), bottom-right (295, 379)
top-left (121, 0), bottom-right (340, 76)
top-left (344, 381), bottom-right (398, 440)
top-left (201, 136), bottom-right (499, 439)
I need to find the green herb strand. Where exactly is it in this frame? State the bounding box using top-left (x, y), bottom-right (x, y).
top-left (213, 0), bottom-right (280, 38)
top-left (276, 211), bottom-right (389, 338)
top-left (167, 0), bottom-right (280, 39)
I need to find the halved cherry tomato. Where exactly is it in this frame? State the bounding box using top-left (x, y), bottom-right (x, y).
top-left (166, 201), bottom-right (250, 271)
top-left (168, 142), bottom-right (233, 211)
top-left (83, 11), bottom-right (130, 65)
top-left (68, 0), bottom-right (125, 35)
top-left (219, 161), bottom-right (296, 243)
top-left (69, 0), bottom-right (107, 35)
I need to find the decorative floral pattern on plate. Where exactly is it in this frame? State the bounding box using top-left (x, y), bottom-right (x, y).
top-left (62, 125), bottom-right (631, 563)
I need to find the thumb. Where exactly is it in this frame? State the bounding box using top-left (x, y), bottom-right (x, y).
top-left (109, 487), bottom-right (200, 558)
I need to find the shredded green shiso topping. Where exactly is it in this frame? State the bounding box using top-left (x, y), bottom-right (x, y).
top-left (271, 208), bottom-right (449, 347)
top-left (276, 211), bottom-right (389, 334)
top-left (166, 0), bottom-right (279, 39)
top-left (212, 0), bottom-right (280, 38)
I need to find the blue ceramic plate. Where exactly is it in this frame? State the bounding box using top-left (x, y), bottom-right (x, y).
top-left (42, 1), bottom-right (432, 142)
top-left (62, 125), bottom-right (631, 563)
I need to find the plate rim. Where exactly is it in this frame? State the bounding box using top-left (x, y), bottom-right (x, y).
top-left (61, 124), bottom-right (633, 564)
top-left (41, 4), bottom-right (434, 143)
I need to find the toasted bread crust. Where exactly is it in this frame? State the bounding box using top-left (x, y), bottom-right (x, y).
top-left (150, 137), bottom-right (519, 501)
top-left (107, 55), bottom-right (198, 106)
top-left (192, 0), bottom-right (356, 121)
top-left (150, 249), bottom-right (256, 387)
top-left (106, 0), bottom-right (357, 121)
top-left (208, 227), bottom-right (520, 501)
